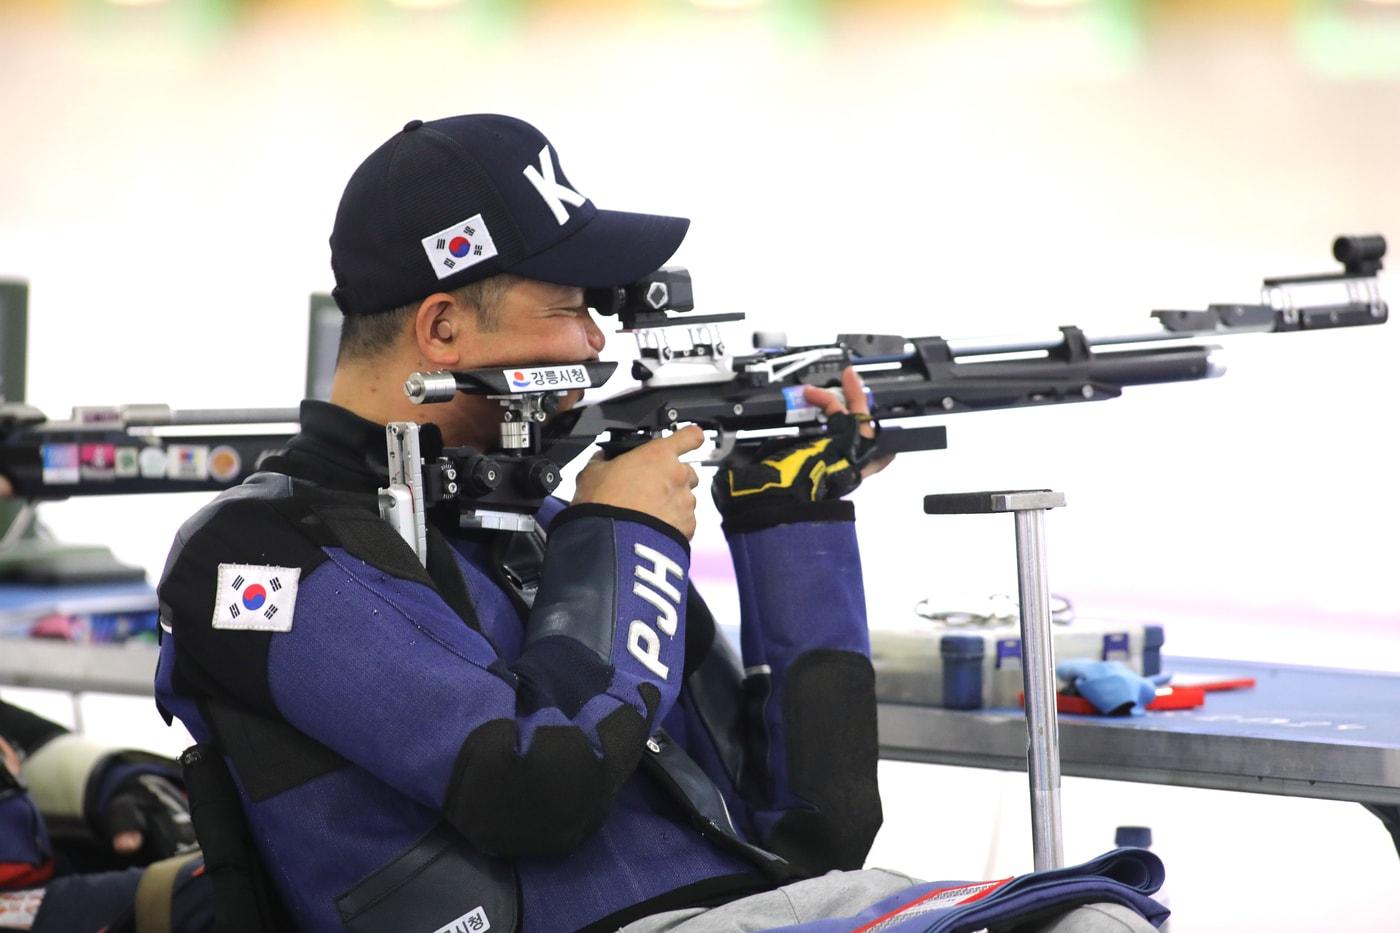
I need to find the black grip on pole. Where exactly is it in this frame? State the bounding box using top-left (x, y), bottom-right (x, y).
top-left (1333, 235), bottom-right (1386, 275)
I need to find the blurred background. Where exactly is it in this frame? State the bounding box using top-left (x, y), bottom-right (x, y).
top-left (2, 0), bottom-right (1398, 929)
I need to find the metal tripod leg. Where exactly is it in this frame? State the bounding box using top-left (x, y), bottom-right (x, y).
top-left (924, 489), bottom-right (1067, 870)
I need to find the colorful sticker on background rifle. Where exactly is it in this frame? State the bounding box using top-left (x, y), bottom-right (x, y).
top-left (40, 444), bottom-right (80, 484)
top-left (167, 445), bottom-right (208, 480)
top-left (208, 446), bottom-right (242, 483)
top-left (138, 446), bottom-right (168, 479)
top-left (213, 563), bottom-right (300, 632)
top-left (114, 447), bottom-right (140, 478)
top-left (421, 213), bottom-right (498, 280)
top-left (781, 385), bottom-right (820, 424)
top-left (853, 878), bottom-right (1012, 933)
top-left (502, 364), bottom-right (592, 392)
top-left (80, 443), bottom-right (117, 481)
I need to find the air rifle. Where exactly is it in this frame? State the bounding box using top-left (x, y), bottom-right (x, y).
top-left (0, 404), bottom-right (297, 501)
top-left (0, 236), bottom-right (1386, 528)
top-left (377, 234), bottom-right (1388, 550)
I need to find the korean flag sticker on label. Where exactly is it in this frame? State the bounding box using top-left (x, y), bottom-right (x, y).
top-left (213, 564), bottom-right (301, 632)
top-left (422, 213), bottom-right (499, 280)
top-left (501, 364), bottom-right (593, 392)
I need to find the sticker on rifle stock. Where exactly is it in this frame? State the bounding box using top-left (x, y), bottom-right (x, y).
top-left (853, 877), bottom-right (1012, 933)
top-left (167, 445), bottom-right (209, 480)
top-left (781, 383), bottom-right (874, 424)
top-left (208, 446), bottom-right (242, 483)
top-left (138, 446), bottom-right (168, 479)
top-left (80, 443), bottom-right (117, 481)
top-left (115, 447), bottom-right (140, 478)
top-left (781, 385), bottom-right (819, 424)
top-left (40, 444), bottom-right (80, 484)
top-left (502, 365), bottom-right (592, 392)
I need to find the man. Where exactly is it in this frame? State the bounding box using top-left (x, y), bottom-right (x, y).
top-left (0, 699), bottom-right (209, 931)
top-left (154, 115), bottom-right (1162, 933)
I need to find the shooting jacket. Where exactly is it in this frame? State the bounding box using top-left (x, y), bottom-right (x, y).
top-left (154, 400), bottom-right (881, 933)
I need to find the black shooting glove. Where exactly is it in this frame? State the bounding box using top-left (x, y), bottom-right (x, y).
top-left (712, 412), bottom-right (876, 519)
top-left (100, 772), bottom-right (197, 861)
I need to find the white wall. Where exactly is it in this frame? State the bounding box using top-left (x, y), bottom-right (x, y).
top-left (2, 3), bottom-right (1398, 930)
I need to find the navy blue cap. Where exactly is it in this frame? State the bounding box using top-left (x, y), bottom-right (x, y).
top-left (330, 114), bottom-right (690, 315)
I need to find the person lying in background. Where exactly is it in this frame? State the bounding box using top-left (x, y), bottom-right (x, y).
top-left (0, 698), bottom-right (210, 932)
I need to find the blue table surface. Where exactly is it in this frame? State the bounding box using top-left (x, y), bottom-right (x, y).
top-left (1008, 656), bottom-right (1400, 749)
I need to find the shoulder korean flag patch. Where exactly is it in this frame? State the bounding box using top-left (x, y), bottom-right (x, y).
top-left (213, 563), bottom-right (300, 632)
top-left (422, 213), bottom-right (499, 280)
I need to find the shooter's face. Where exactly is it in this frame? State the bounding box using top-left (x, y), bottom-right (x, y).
top-left (467, 280), bottom-right (605, 369)
top-left (460, 278), bottom-right (606, 418)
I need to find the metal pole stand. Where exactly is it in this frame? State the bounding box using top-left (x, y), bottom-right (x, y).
top-left (923, 489), bottom-right (1067, 871)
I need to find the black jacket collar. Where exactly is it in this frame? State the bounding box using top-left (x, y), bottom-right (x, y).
top-left (263, 400), bottom-right (443, 494)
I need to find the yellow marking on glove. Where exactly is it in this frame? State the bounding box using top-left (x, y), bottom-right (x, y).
top-left (727, 438), bottom-right (831, 498)
top-left (815, 459), bottom-right (853, 500)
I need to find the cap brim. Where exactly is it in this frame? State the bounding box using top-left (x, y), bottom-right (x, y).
top-left (507, 209), bottom-right (690, 288)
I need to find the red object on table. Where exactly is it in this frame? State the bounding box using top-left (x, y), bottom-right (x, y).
top-left (1168, 673), bottom-right (1257, 693)
top-left (1019, 685), bottom-right (1207, 714)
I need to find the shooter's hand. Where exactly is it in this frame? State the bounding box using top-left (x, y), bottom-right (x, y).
top-left (712, 368), bottom-right (887, 518)
top-left (574, 425), bottom-right (703, 539)
top-left (800, 366), bottom-right (893, 480)
top-left (99, 772), bottom-right (196, 861)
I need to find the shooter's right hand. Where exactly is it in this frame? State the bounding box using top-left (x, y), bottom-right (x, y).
top-left (573, 425), bottom-right (704, 539)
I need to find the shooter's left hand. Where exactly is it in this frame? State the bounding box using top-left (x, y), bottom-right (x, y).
top-left (801, 366), bottom-right (893, 480)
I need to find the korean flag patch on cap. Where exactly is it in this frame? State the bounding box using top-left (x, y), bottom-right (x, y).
top-left (422, 213), bottom-right (499, 280)
top-left (213, 563), bottom-right (300, 632)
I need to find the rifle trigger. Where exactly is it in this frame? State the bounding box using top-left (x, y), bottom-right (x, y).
top-left (702, 429), bottom-right (737, 467)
